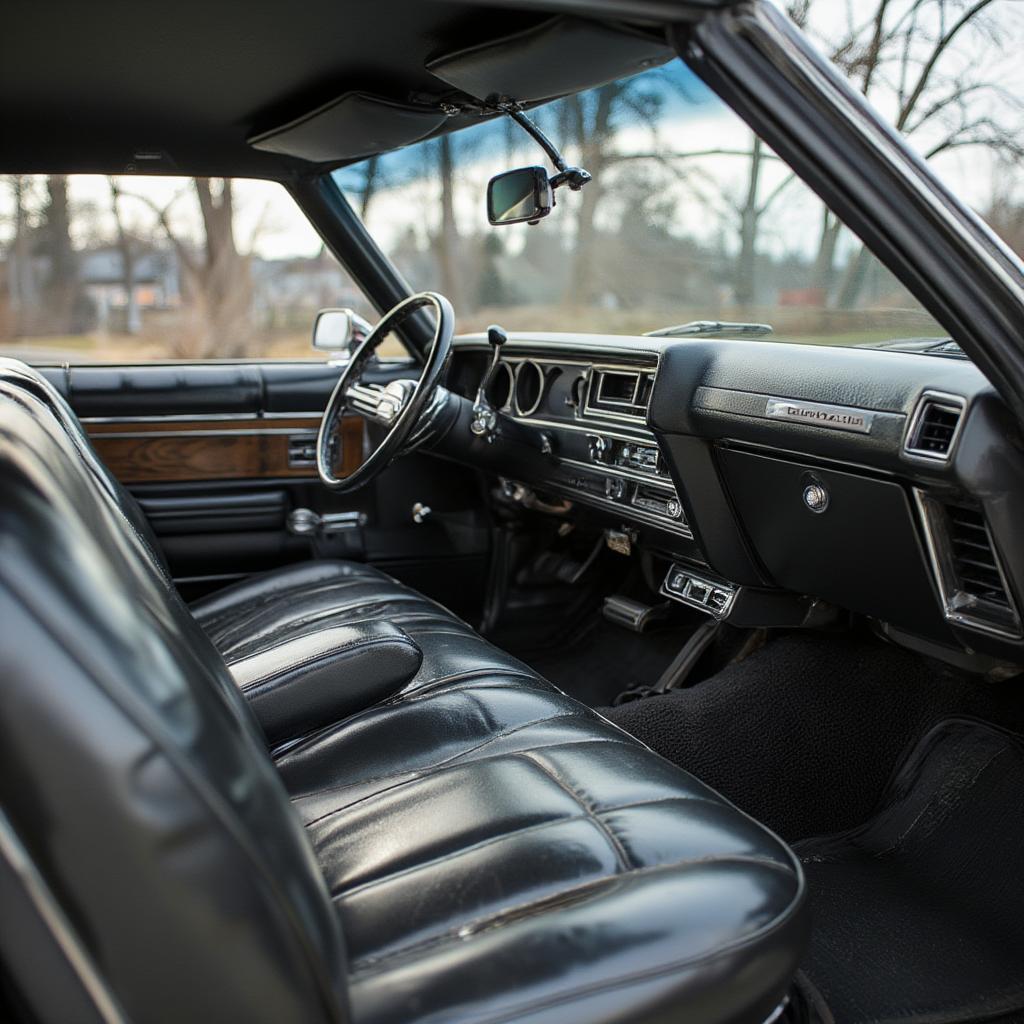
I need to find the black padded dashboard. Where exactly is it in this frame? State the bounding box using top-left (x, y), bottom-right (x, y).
top-left (450, 332), bottom-right (1024, 667)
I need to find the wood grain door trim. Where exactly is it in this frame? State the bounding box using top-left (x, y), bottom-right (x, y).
top-left (86, 416), bottom-right (364, 483)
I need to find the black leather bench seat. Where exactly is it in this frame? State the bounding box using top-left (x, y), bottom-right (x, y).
top-left (0, 367), bottom-right (810, 1024)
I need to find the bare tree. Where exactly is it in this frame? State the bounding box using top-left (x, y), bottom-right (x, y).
top-left (798, 0), bottom-right (1024, 306)
top-left (561, 83), bottom-right (628, 306)
top-left (434, 135), bottom-right (465, 310)
top-left (41, 175), bottom-right (82, 334)
top-left (3, 176), bottom-right (38, 336)
top-left (107, 178), bottom-right (140, 335)
top-left (125, 178), bottom-right (254, 358)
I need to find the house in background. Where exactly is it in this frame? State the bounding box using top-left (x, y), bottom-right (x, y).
top-left (79, 246), bottom-right (180, 334)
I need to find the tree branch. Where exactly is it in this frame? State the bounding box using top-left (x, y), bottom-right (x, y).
top-left (897, 0), bottom-right (998, 129)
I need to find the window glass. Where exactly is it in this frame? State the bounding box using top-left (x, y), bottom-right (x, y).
top-left (0, 176), bottom-right (381, 363)
top-left (334, 59), bottom-right (952, 347)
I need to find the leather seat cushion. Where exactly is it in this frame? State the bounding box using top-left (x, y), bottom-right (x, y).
top-left (190, 559), bottom-right (466, 661)
top-left (275, 675), bottom-right (808, 1024)
top-left (193, 559), bottom-right (541, 705)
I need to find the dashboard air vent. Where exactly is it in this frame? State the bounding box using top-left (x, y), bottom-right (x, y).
top-left (584, 366), bottom-right (656, 422)
top-left (916, 490), bottom-right (1022, 639)
top-left (946, 504), bottom-right (1013, 613)
top-left (905, 392), bottom-right (964, 460)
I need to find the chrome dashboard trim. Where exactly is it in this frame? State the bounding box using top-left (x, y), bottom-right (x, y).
top-left (548, 483), bottom-right (693, 539)
top-left (452, 335), bottom-right (663, 363)
top-left (513, 360), bottom-right (546, 417)
top-left (79, 412), bottom-right (322, 424)
top-left (560, 456), bottom-right (675, 490)
top-left (82, 427), bottom-right (316, 439)
top-left (509, 415), bottom-right (656, 444)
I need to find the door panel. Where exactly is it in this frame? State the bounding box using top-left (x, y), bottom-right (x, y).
top-left (40, 361), bottom-right (492, 619)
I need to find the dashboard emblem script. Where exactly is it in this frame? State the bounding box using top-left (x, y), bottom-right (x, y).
top-left (765, 398), bottom-right (874, 434)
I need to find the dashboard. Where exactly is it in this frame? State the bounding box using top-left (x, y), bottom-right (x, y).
top-left (468, 349), bottom-right (689, 538)
top-left (446, 331), bottom-right (1024, 670)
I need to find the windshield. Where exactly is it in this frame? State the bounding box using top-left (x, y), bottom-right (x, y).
top-left (333, 60), bottom-right (947, 347)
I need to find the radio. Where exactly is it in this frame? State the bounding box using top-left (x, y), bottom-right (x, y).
top-left (586, 436), bottom-right (664, 476)
top-left (618, 444), bottom-right (660, 473)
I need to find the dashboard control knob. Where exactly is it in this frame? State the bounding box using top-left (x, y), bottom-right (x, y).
top-left (802, 482), bottom-right (829, 513)
top-left (588, 434), bottom-right (608, 461)
top-left (605, 477), bottom-right (626, 500)
top-left (666, 498), bottom-right (682, 519)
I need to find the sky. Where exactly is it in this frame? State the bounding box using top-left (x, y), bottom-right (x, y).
top-left (329, 0), bottom-right (1024, 266)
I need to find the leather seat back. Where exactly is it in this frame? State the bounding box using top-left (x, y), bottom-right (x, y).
top-left (0, 358), bottom-right (171, 580)
top-left (0, 388), bottom-right (347, 1023)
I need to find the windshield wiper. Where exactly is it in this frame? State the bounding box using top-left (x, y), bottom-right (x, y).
top-left (644, 320), bottom-right (774, 338)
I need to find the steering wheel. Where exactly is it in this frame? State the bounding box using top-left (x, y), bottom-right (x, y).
top-left (316, 291), bottom-right (454, 492)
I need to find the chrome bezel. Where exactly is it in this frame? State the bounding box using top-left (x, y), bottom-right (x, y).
top-left (513, 359), bottom-right (545, 417)
top-left (660, 563), bottom-right (737, 619)
top-left (487, 359), bottom-right (515, 412)
top-left (583, 363), bottom-right (656, 424)
top-left (903, 390), bottom-right (966, 462)
top-left (913, 489), bottom-right (1022, 640)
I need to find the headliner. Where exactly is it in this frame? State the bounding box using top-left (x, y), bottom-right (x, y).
top-left (0, 0), bottom-right (685, 179)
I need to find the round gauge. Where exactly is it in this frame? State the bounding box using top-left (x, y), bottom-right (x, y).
top-left (514, 360), bottom-right (545, 417)
top-left (569, 373), bottom-right (588, 410)
top-left (487, 360), bottom-right (514, 411)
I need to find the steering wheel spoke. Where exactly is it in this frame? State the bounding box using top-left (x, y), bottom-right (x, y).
top-left (345, 380), bottom-right (417, 426)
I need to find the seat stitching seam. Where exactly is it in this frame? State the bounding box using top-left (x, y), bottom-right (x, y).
top-left (288, 735), bottom-right (630, 815)
top-left (275, 679), bottom-right (558, 764)
top-left (327, 793), bottom-right (738, 901)
top-left (347, 855), bottom-right (799, 976)
top-left (518, 752), bottom-right (633, 872)
top-left (294, 734), bottom-right (643, 827)
top-left (331, 810), bottom-right (598, 900)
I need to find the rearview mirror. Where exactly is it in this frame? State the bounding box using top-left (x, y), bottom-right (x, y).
top-left (312, 307), bottom-right (371, 358)
top-left (487, 166), bottom-right (553, 226)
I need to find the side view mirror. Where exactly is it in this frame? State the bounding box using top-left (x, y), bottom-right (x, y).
top-left (487, 166), bottom-right (553, 226)
top-left (312, 307), bottom-right (372, 358)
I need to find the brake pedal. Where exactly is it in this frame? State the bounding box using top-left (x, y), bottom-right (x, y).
top-left (603, 595), bottom-right (670, 633)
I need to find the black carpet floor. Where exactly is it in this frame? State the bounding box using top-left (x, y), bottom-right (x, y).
top-left (514, 619), bottom-right (696, 709)
top-left (795, 718), bottom-right (1024, 1024)
top-left (600, 631), bottom-right (1024, 842)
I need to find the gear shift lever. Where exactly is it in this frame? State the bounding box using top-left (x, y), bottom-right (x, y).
top-left (470, 324), bottom-right (508, 440)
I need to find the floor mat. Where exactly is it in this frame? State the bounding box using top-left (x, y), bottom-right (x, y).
top-left (795, 718), bottom-right (1024, 1024)
top-left (600, 632), bottom-right (1024, 841)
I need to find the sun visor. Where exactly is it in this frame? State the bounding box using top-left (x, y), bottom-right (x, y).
top-left (426, 16), bottom-right (673, 104)
top-left (249, 92), bottom-right (448, 163)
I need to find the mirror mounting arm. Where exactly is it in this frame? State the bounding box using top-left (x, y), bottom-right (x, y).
top-left (490, 96), bottom-right (591, 195)
top-left (549, 167), bottom-right (592, 193)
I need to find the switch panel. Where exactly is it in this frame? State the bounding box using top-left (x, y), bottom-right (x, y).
top-left (660, 563), bottom-right (737, 619)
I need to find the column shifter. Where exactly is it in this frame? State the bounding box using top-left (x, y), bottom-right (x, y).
top-left (470, 323), bottom-right (508, 442)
